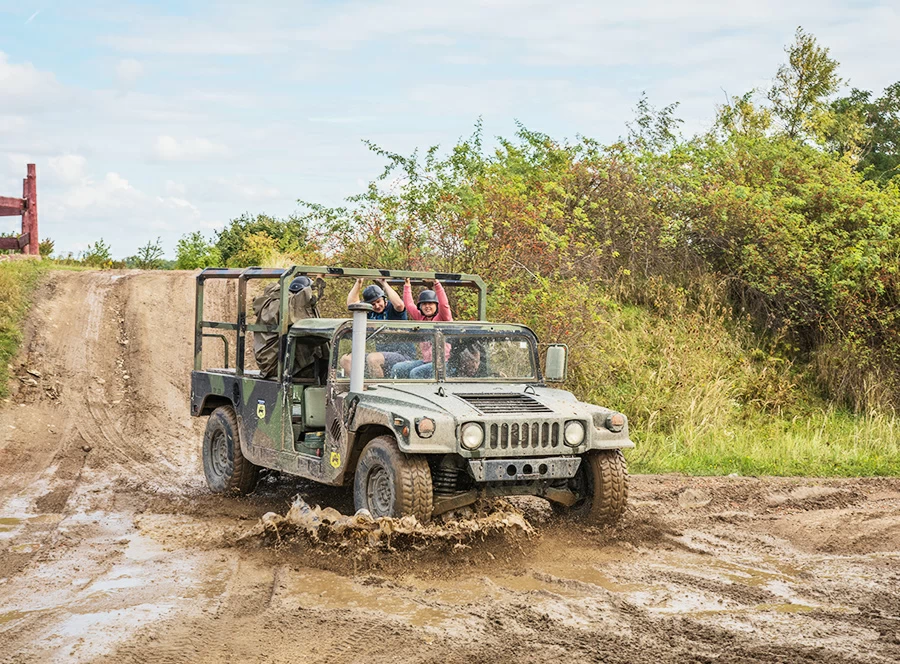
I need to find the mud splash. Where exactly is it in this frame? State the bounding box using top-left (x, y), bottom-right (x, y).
top-left (241, 496), bottom-right (535, 550)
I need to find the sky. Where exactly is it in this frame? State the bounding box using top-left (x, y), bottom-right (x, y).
top-left (1, 1), bottom-right (898, 258)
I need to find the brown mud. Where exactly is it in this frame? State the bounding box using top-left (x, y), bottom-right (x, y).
top-left (0, 270), bottom-right (899, 663)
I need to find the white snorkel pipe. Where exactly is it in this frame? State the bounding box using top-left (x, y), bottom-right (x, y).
top-left (347, 302), bottom-right (373, 393)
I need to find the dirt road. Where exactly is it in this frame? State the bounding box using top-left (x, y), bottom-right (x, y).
top-left (1, 270), bottom-right (898, 663)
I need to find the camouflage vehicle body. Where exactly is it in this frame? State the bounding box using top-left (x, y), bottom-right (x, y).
top-left (191, 266), bottom-right (633, 521)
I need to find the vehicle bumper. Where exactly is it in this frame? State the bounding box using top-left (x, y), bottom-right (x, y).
top-left (468, 456), bottom-right (581, 482)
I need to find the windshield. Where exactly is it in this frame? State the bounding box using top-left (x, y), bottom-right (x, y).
top-left (443, 332), bottom-right (537, 381)
top-left (335, 329), bottom-right (437, 380)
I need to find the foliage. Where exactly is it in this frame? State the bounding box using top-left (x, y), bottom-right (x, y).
top-left (38, 238), bottom-right (54, 258)
top-left (827, 83), bottom-right (900, 183)
top-left (214, 213), bottom-right (318, 267)
top-left (175, 231), bottom-right (222, 269)
top-left (225, 231), bottom-right (279, 267)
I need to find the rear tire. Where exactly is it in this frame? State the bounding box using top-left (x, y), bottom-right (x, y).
top-left (559, 450), bottom-right (628, 524)
top-left (202, 405), bottom-right (260, 495)
top-left (353, 435), bottom-right (433, 521)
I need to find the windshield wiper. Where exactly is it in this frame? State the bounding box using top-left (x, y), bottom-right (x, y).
top-left (366, 324), bottom-right (387, 342)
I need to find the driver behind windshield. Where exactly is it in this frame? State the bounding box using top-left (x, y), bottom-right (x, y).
top-left (410, 339), bottom-right (486, 379)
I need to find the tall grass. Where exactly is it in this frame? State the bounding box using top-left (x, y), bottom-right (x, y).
top-left (0, 260), bottom-right (50, 399)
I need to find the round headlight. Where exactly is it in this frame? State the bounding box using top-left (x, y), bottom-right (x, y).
top-left (564, 421), bottom-right (586, 447)
top-left (460, 423), bottom-right (485, 450)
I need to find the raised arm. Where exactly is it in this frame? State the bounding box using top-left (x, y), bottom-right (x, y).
top-left (377, 278), bottom-right (405, 312)
top-left (346, 278), bottom-right (363, 306)
top-left (403, 278), bottom-right (423, 320)
top-left (434, 280), bottom-right (453, 321)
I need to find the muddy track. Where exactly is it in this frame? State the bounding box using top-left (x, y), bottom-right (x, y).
top-left (0, 270), bottom-right (899, 663)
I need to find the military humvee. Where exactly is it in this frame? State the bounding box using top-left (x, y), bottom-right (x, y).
top-left (191, 266), bottom-right (633, 523)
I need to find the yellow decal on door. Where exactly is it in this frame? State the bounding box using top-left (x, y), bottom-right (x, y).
top-left (256, 400), bottom-right (266, 419)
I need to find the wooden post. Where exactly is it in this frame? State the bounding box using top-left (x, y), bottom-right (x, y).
top-left (24, 164), bottom-right (38, 255)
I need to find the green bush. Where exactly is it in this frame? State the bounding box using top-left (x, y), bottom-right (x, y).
top-left (175, 232), bottom-right (222, 269)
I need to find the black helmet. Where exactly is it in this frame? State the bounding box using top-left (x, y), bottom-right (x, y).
top-left (288, 276), bottom-right (312, 293)
top-left (417, 290), bottom-right (438, 310)
top-left (362, 284), bottom-right (385, 303)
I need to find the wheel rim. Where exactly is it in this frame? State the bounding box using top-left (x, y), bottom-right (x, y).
top-left (210, 430), bottom-right (229, 477)
top-left (366, 466), bottom-right (394, 517)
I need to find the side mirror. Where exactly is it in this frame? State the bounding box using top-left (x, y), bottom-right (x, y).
top-left (544, 344), bottom-right (568, 382)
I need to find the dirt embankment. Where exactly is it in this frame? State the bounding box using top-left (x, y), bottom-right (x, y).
top-left (0, 270), bottom-right (899, 664)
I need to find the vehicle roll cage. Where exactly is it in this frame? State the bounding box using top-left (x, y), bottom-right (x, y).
top-left (193, 265), bottom-right (488, 376)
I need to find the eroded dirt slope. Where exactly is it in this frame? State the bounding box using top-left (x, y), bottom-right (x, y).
top-left (0, 270), bottom-right (898, 663)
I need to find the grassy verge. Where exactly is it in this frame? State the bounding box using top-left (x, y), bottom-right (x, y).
top-left (0, 259), bottom-right (51, 399)
top-left (627, 408), bottom-right (900, 476)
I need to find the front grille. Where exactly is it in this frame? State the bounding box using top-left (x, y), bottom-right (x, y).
top-left (488, 421), bottom-right (560, 449)
top-left (459, 393), bottom-right (553, 414)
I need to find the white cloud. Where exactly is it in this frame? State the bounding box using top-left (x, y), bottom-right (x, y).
top-left (47, 155), bottom-right (88, 185)
top-left (207, 176), bottom-right (281, 201)
top-left (0, 115), bottom-right (27, 134)
top-left (115, 58), bottom-right (144, 86)
top-left (0, 51), bottom-right (67, 112)
top-left (152, 135), bottom-right (231, 161)
top-left (165, 180), bottom-right (187, 196)
top-left (62, 172), bottom-right (138, 209)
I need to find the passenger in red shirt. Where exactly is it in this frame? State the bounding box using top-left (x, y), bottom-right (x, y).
top-left (402, 278), bottom-right (453, 324)
top-left (391, 278), bottom-right (453, 378)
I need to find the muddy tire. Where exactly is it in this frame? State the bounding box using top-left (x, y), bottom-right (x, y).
top-left (202, 405), bottom-right (259, 495)
top-left (353, 435), bottom-right (433, 521)
top-left (558, 450), bottom-right (628, 525)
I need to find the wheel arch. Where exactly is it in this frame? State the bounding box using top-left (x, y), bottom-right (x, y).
top-left (344, 424), bottom-right (396, 481)
top-left (197, 395), bottom-right (234, 417)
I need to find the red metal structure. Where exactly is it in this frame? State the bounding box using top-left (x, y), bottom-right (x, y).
top-left (0, 164), bottom-right (39, 255)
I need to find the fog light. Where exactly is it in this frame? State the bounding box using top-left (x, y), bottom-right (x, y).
top-left (416, 417), bottom-right (435, 438)
top-left (605, 413), bottom-right (626, 433)
top-left (460, 422), bottom-right (484, 450)
top-left (564, 420), bottom-right (585, 447)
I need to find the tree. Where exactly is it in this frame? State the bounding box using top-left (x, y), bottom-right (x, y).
top-left (823, 82), bottom-right (900, 183)
top-left (129, 237), bottom-right (165, 269)
top-left (175, 232), bottom-right (222, 269)
top-left (768, 27), bottom-right (842, 140)
top-left (861, 82), bottom-right (900, 181)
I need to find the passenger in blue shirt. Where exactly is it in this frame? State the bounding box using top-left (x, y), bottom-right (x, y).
top-left (346, 278), bottom-right (407, 321)
top-left (343, 278), bottom-right (411, 377)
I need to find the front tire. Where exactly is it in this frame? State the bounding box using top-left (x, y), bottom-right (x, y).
top-left (202, 405), bottom-right (260, 495)
top-left (353, 436), bottom-right (433, 521)
top-left (560, 450), bottom-right (628, 524)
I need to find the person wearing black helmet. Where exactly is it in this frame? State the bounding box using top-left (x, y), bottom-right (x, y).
top-left (346, 278), bottom-right (406, 321)
top-left (342, 277), bottom-right (409, 378)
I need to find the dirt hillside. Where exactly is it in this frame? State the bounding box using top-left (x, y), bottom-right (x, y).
top-left (0, 270), bottom-right (898, 663)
